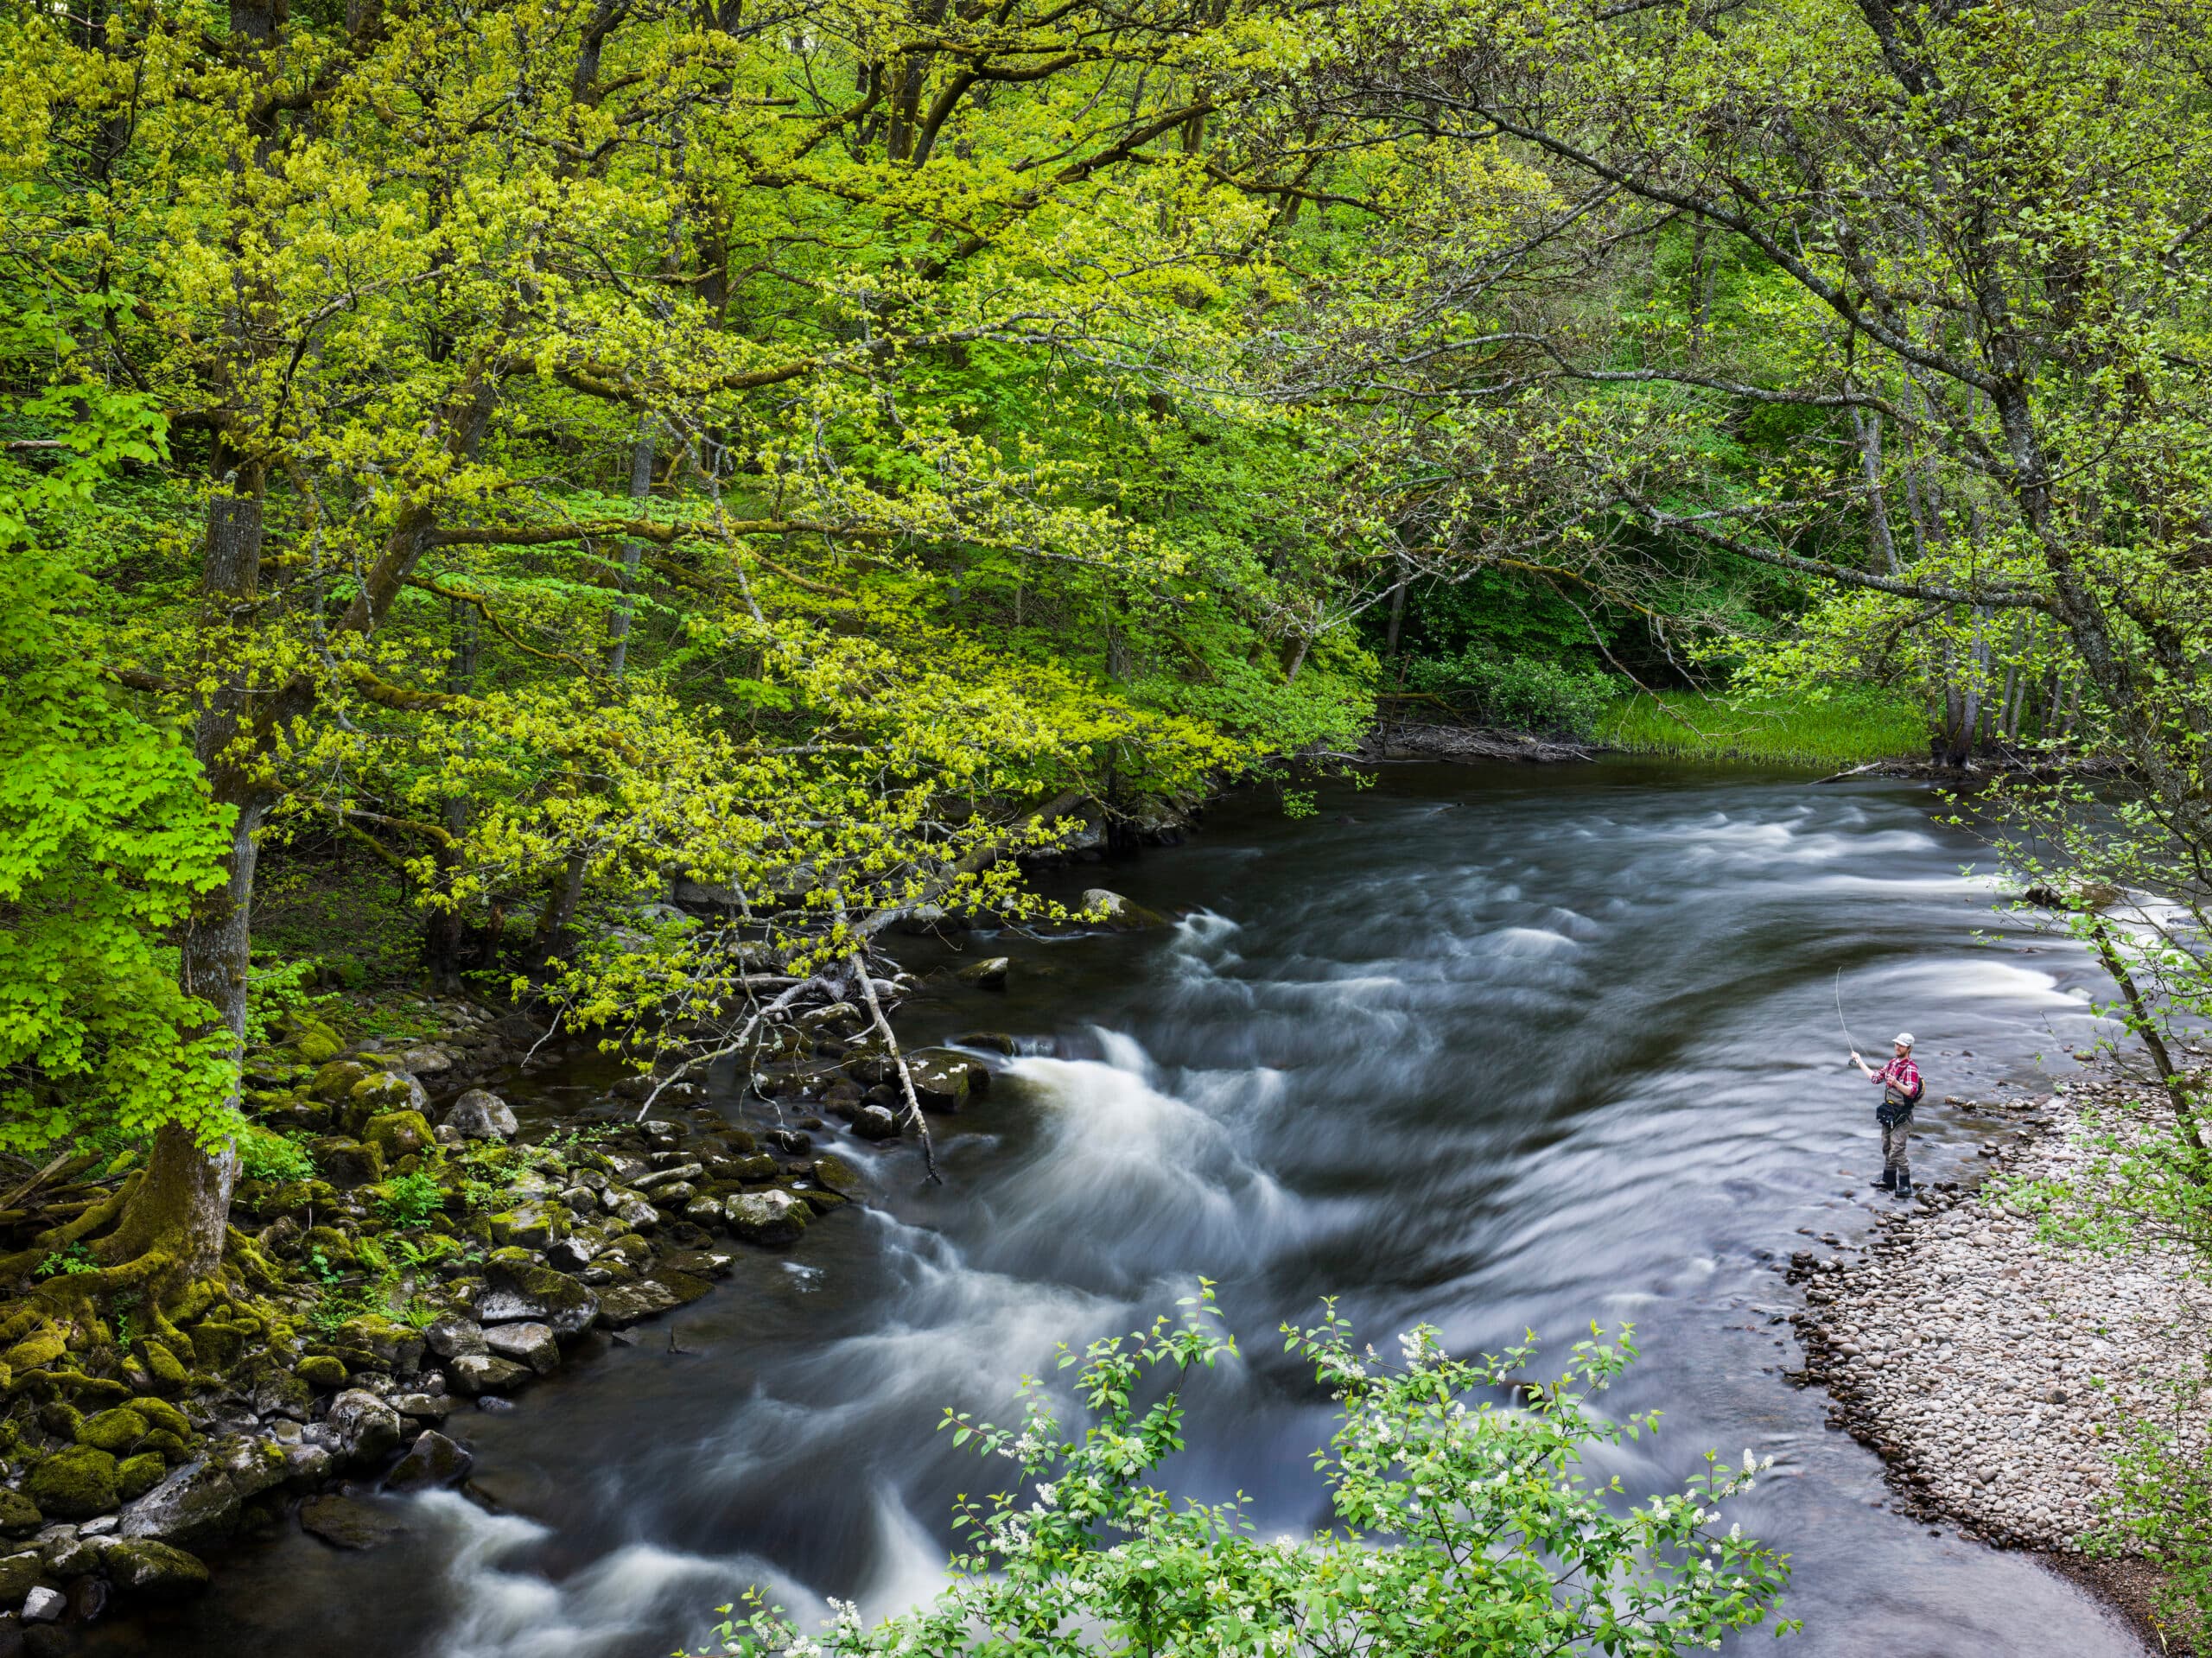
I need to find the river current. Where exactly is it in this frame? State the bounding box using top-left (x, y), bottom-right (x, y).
top-left (99, 759), bottom-right (2148, 1656)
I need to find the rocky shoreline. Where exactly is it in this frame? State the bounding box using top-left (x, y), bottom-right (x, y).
top-left (1787, 1056), bottom-right (2206, 1651)
top-left (0, 930), bottom-right (1029, 1653)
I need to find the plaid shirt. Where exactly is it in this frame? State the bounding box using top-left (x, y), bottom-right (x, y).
top-left (1871, 1055), bottom-right (1921, 1103)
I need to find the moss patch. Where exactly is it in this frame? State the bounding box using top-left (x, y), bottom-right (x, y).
top-left (27, 1444), bottom-right (118, 1520)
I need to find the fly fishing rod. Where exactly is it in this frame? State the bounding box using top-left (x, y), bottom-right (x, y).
top-left (1834, 963), bottom-right (1860, 1060)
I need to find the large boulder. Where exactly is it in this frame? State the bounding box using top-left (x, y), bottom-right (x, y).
top-left (344, 1069), bottom-right (429, 1134)
top-left (423, 1314), bottom-right (486, 1360)
top-left (27, 1445), bottom-right (117, 1521)
top-left (118, 1461), bottom-right (241, 1548)
top-left (477, 1252), bottom-right (598, 1337)
top-left (593, 1280), bottom-right (681, 1330)
top-left (308, 1060), bottom-right (373, 1103)
top-left (482, 1322), bottom-right (559, 1375)
top-left (105, 1538), bottom-right (210, 1598)
top-left (384, 1430), bottom-right (473, 1493)
top-left (74, 1407), bottom-right (148, 1455)
top-left (399, 1044), bottom-right (454, 1076)
top-left (445, 1089), bottom-right (518, 1141)
top-left (486, 1200), bottom-right (569, 1250)
top-left (448, 1353), bottom-right (529, 1396)
top-left (725, 1190), bottom-right (810, 1246)
top-left (308, 1135), bottom-right (385, 1190)
top-left (323, 1390), bottom-right (404, 1465)
top-left (362, 1109), bottom-right (433, 1162)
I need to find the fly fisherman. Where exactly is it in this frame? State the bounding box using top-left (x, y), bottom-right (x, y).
top-left (1852, 1033), bottom-right (1923, 1197)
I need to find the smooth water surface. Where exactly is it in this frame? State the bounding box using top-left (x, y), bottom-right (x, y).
top-left (99, 760), bottom-right (2147, 1656)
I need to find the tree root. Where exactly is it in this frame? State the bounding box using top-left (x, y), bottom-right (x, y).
top-left (0, 1174), bottom-right (143, 1286)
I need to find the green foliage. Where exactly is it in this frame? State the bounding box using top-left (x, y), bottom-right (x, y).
top-left (34, 1244), bottom-right (96, 1279)
top-left (0, 384), bottom-right (236, 1155)
top-left (694, 1289), bottom-right (1796, 1657)
top-left (377, 1171), bottom-right (444, 1229)
top-left (237, 1128), bottom-right (316, 1186)
top-left (1404, 649), bottom-right (1619, 739)
top-left (1596, 691), bottom-right (1925, 767)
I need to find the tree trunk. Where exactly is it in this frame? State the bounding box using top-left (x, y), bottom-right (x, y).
top-left (605, 418), bottom-right (655, 678)
top-left (111, 455), bottom-right (276, 1283)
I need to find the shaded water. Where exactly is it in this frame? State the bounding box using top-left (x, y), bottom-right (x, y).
top-left (101, 760), bottom-right (2146, 1655)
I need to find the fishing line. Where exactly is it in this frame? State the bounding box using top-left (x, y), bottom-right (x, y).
top-left (1834, 963), bottom-right (1859, 1058)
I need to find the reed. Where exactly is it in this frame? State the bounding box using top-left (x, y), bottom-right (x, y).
top-left (1595, 689), bottom-right (1926, 766)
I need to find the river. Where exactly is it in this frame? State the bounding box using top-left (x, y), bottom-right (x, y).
top-left (93, 759), bottom-right (2148, 1656)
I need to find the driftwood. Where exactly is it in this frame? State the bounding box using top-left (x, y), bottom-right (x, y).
top-left (1359, 720), bottom-right (1597, 765)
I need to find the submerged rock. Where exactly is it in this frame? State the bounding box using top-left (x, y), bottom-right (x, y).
top-left (1079, 888), bottom-right (1169, 931)
top-left (298, 1495), bottom-right (404, 1552)
top-left (956, 956), bottom-right (1010, 990)
top-left (850, 1105), bottom-right (899, 1140)
top-left (905, 1050), bottom-right (987, 1113)
top-left (105, 1538), bottom-right (211, 1597)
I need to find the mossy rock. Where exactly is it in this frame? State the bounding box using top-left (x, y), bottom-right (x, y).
top-left (36, 1402), bottom-right (82, 1442)
top-left (309, 1060), bottom-right (373, 1102)
top-left (363, 1109), bottom-right (432, 1162)
top-left (138, 1428), bottom-right (189, 1462)
top-left (0, 1490), bottom-right (41, 1538)
top-left (0, 1550), bottom-right (38, 1602)
top-left (128, 1396), bottom-right (191, 1442)
top-left (308, 1136), bottom-right (385, 1190)
top-left (3, 1329), bottom-right (66, 1375)
top-left (187, 1323), bottom-right (248, 1374)
top-left (75, 1407), bottom-right (147, 1454)
top-left (50, 1371), bottom-right (130, 1406)
top-left (329, 1317), bottom-right (423, 1374)
top-left (142, 1343), bottom-right (189, 1394)
top-left (26, 1445), bottom-right (118, 1520)
top-left (296, 1355), bottom-right (346, 1389)
top-left (294, 1027), bottom-right (345, 1065)
top-left (117, 1450), bottom-right (165, 1502)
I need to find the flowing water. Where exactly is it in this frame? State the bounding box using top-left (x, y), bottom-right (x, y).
top-left (98, 760), bottom-right (2149, 1656)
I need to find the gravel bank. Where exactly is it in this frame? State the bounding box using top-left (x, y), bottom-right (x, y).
top-left (1789, 1060), bottom-right (2211, 1641)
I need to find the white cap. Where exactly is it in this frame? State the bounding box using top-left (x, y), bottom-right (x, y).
top-left (1893, 1032), bottom-right (1915, 1049)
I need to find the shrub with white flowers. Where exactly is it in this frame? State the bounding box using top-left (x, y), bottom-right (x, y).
top-left (690, 1285), bottom-right (1798, 1656)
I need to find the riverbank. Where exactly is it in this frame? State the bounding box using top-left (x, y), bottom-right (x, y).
top-left (0, 907), bottom-right (1053, 1650)
top-left (1790, 1056), bottom-right (2206, 1653)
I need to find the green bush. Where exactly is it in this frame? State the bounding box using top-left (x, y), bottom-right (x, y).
top-left (1403, 650), bottom-right (1618, 739)
top-left (237, 1127), bottom-right (315, 1185)
top-left (694, 1290), bottom-right (1796, 1658)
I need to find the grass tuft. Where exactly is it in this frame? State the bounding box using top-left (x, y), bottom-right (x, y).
top-left (1595, 689), bottom-right (1926, 767)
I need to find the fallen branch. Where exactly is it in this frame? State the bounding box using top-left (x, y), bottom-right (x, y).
top-left (851, 948), bottom-right (941, 1184)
